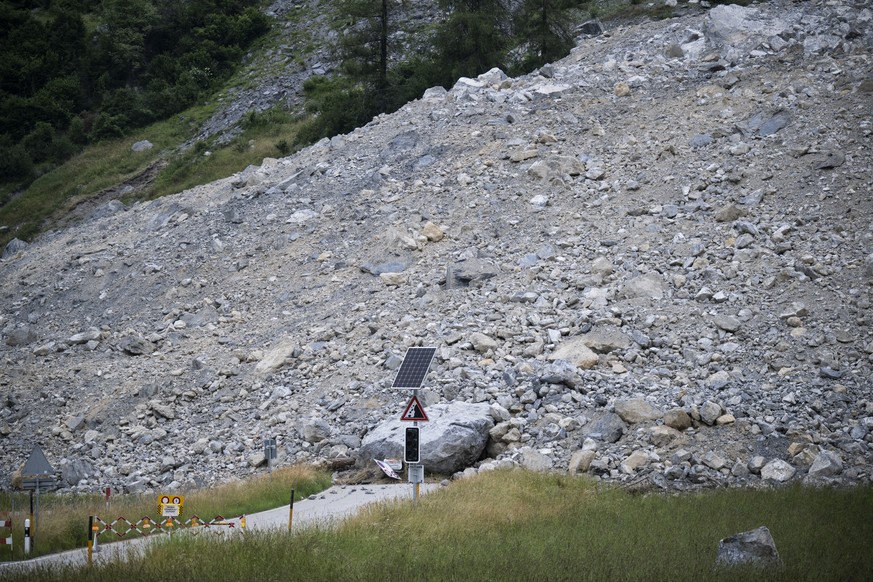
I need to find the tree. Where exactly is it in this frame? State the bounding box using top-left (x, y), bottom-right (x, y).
top-left (336, 0), bottom-right (393, 113)
top-left (433, 0), bottom-right (511, 83)
top-left (95, 0), bottom-right (158, 85)
top-left (513, 0), bottom-right (577, 73)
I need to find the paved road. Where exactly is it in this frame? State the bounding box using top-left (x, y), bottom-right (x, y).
top-left (0, 482), bottom-right (436, 576)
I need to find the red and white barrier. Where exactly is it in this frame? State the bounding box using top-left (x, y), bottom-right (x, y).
top-left (0, 517), bottom-right (11, 551)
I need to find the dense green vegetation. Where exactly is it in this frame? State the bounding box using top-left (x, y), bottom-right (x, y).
top-left (0, 465), bottom-right (331, 561)
top-left (0, 0), bottom-right (270, 187)
top-left (7, 470), bottom-right (873, 581)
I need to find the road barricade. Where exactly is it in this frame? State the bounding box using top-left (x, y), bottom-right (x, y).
top-left (0, 515), bottom-right (11, 556)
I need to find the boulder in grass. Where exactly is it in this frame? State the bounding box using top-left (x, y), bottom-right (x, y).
top-left (716, 526), bottom-right (781, 569)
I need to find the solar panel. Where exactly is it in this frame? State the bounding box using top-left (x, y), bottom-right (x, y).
top-left (392, 347), bottom-right (436, 388)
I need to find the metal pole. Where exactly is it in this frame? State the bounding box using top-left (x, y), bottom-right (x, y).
top-left (413, 389), bottom-right (419, 504)
top-left (288, 488), bottom-right (295, 531)
top-left (29, 489), bottom-right (33, 550)
top-left (34, 479), bottom-right (39, 553)
top-left (87, 515), bottom-right (93, 566)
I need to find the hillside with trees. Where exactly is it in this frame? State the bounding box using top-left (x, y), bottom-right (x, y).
top-left (0, 0), bottom-right (270, 186)
top-left (1, 0), bottom-right (622, 248)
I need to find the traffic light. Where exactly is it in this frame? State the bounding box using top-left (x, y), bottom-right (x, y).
top-left (404, 426), bottom-right (420, 464)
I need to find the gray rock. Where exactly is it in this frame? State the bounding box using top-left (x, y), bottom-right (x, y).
top-left (131, 140), bottom-right (153, 152)
top-left (689, 134), bottom-right (713, 148)
top-left (150, 401), bottom-right (175, 420)
top-left (703, 451), bottom-right (728, 471)
top-left (731, 459), bottom-right (750, 477)
top-left (716, 526), bottom-right (781, 568)
top-left (747, 456), bottom-right (766, 474)
top-left (615, 399), bottom-right (662, 424)
top-left (469, 332), bottom-right (499, 353)
top-left (539, 359), bottom-right (583, 388)
top-left (61, 458), bottom-right (93, 487)
top-left (620, 273), bottom-right (667, 300)
top-left (713, 314), bottom-right (741, 333)
top-left (119, 336), bottom-right (155, 356)
top-left (248, 452), bottom-right (267, 468)
top-left (760, 459), bottom-right (796, 482)
top-left (519, 447), bottom-right (554, 472)
top-left (568, 449), bottom-right (596, 474)
top-left (5, 327), bottom-right (37, 346)
top-left (808, 450), bottom-right (843, 477)
top-left (449, 258), bottom-right (499, 287)
top-left (580, 327), bottom-right (632, 353)
top-left (549, 339), bottom-right (599, 370)
top-left (585, 413), bottom-right (626, 444)
top-left (2, 238), bottom-right (28, 259)
top-left (737, 110), bottom-right (792, 137)
top-left (303, 418), bottom-right (331, 443)
top-left (699, 401), bottom-right (723, 426)
top-left (664, 409), bottom-right (693, 431)
top-left (67, 330), bottom-right (101, 344)
top-left (813, 151), bottom-right (846, 170)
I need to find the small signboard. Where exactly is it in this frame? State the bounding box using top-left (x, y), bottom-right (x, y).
top-left (401, 395), bottom-right (428, 422)
top-left (375, 459), bottom-right (401, 480)
top-left (20, 478), bottom-right (57, 491)
top-left (158, 495), bottom-right (185, 517)
top-left (22, 445), bottom-right (55, 477)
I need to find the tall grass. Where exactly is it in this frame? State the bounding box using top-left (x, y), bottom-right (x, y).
top-left (0, 465), bottom-right (330, 562)
top-left (7, 469), bottom-right (872, 581)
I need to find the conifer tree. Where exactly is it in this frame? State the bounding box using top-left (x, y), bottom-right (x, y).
top-left (433, 0), bottom-right (511, 82)
top-left (336, 0), bottom-right (393, 113)
top-left (513, 0), bottom-right (577, 73)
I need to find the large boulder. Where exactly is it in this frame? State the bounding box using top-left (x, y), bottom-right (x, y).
top-left (359, 401), bottom-right (494, 474)
top-left (60, 457), bottom-right (94, 487)
top-left (716, 526), bottom-right (781, 568)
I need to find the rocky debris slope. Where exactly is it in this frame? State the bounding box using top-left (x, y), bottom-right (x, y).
top-left (1, 0), bottom-right (872, 493)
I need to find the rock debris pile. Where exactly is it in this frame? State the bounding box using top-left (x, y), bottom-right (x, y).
top-left (1, 0), bottom-right (872, 493)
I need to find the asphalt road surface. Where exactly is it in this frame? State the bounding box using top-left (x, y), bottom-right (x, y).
top-left (0, 482), bottom-right (436, 576)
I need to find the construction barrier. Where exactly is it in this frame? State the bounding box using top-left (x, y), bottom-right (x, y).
top-left (92, 514), bottom-right (240, 541)
top-left (1, 515), bottom-right (11, 555)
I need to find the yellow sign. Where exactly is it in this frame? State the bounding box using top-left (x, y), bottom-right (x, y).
top-left (158, 494), bottom-right (185, 516)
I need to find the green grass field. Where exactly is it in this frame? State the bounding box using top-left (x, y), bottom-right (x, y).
top-left (5, 470), bottom-right (872, 581)
top-left (0, 465), bottom-right (330, 562)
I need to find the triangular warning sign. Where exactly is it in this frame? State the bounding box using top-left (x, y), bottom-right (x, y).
top-left (23, 444), bottom-right (55, 476)
top-left (400, 395), bottom-right (428, 422)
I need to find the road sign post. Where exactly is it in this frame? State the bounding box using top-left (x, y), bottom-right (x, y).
top-left (264, 437), bottom-right (277, 470)
top-left (391, 348), bottom-right (435, 507)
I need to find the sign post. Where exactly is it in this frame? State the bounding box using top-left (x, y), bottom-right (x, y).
top-left (264, 436), bottom-right (277, 471)
top-left (391, 347), bottom-right (435, 506)
top-left (402, 390), bottom-right (428, 504)
top-left (21, 445), bottom-right (57, 552)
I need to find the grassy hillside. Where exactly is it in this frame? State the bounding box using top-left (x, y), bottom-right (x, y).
top-left (6, 470), bottom-right (873, 581)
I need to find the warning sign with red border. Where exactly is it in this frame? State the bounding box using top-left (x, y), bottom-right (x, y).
top-left (400, 395), bottom-right (428, 422)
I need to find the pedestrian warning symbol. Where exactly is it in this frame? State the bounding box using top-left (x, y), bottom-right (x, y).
top-left (400, 395), bottom-right (428, 422)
